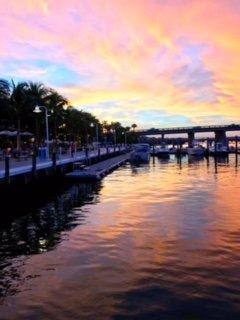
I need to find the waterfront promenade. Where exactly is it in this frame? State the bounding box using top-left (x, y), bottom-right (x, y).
top-left (0, 147), bottom-right (125, 180)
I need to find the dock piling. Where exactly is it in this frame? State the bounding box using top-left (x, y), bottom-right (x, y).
top-left (52, 151), bottom-right (57, 172)
top-left (206, 138), bottom-right (210, 157)
top-left (5, 155), bottom-right (10, 184)
top-left (32, 152), bottom-right (37, 177)
top-left (235, 136), bottom-right (238, 167)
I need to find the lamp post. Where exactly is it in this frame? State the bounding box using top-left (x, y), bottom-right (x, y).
top-left (122, 131), bottom-right (127, 145)
top-left (111, 128), bottom-right (116, 145)
top-left (90, 122), bottom-right (99, 146)
top-left (102, 128), bottom-right (108, 146)
top-left (33, 105), bottom-right (50, 159)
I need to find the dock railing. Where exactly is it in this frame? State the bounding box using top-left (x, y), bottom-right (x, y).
top-left (0, 145), bottom-right (127, 183)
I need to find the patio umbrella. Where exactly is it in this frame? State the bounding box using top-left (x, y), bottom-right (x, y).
top-left (0, 130), bottom-right (17, 136)
top-left (9, 131), bottom-right (18, 137)
top-left (20, 131), bottom-right (34, 136)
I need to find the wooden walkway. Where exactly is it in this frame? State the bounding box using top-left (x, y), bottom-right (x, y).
top-left (0, 146), bottom-right (126, 186)
top-left (66, 152), bottom-right (131, 180)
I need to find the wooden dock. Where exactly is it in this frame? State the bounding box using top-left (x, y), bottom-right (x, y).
top-left (0, 147), bottom-right (128, 188)
top-left (66, 152), bottom-right (131, 180)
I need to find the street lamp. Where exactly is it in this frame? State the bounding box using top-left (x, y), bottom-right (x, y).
top-left (110, 128), bottom-right (117, 145)
top-left (122, 131), bottom-right (127, 145)
top-left (33, 105), bottom-right (50, 159)
top-left (103, 127), bottom-right (108, 145)
top-left (90, 122), bottom-right (99, 146)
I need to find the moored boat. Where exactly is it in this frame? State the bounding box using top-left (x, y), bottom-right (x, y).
top-left (187, 144), bottom-right (205, 156)
top-left (209, 142), bottom-right (228, 156)
top-left (154, 143), bottom-right (170, 158)
top-left (131, 143), bottom-right (150, 162)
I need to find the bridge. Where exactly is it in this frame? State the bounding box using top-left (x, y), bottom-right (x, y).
top-left (137, 124), bottom-right (240, 147)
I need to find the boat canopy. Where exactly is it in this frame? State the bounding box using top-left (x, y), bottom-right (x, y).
top-left (133, 143), bottom-right (150, 152)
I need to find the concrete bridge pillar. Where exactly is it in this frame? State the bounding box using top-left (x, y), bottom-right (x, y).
top-left (161, 133), bottom-right (164, 143)
top-left (214, 130), bottom-right (228, 147)
top-left (188, 131), bottom-right (195, 148)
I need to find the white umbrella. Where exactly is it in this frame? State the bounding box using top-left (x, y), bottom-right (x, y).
top-left (20, 131), bottom-right (34, 136)
top-left (0, 130), bottom-right (17, 136)
top-left (9, 131), bottom-right (18, 136)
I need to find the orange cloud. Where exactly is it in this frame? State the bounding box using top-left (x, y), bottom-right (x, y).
top-left (0, 0), bottom-right (240, 127)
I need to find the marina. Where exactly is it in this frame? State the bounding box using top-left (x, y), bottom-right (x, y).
top-left (1, 1), bottom-right (240, 318)
top-left (0, 136), bottom-right (239, 190)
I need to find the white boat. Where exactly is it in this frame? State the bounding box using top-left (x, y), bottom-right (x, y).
top-left (131, 143), bottom-right (150, 162)
top-left (187, 144), bottom-right (205, 156)
top-left (154, 143), bottom-right (170, 157)
top-left (209, 143), bottom-right (228, 155)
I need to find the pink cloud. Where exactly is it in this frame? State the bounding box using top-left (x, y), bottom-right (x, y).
top-left (0, 0), bottom-right (240, 126)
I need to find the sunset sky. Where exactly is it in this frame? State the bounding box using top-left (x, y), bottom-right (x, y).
top-left (1, 0), bottom-right (240, 128)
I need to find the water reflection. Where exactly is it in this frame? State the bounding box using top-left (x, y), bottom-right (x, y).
top-left (157, 157), bottom-right (171, 164)
top-left (0, 156), bottom-right (240, 319)
top-left (214, 155), bottom-right (229, 165)
top-left (188, 155), bottom-right (205, 164)
top-left (0, 182), bottom-right (101, 299)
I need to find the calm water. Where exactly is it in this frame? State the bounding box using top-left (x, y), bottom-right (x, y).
top-left (1, 155), bottom-right (240, 320)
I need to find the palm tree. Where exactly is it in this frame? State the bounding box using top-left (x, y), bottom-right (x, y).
top-left (131, 123), bottom-right (137, 131)
top-left (0, 79), bottom-right (11, 128)
top-left (10, 81), bottom-right (29, 150)
top-left (0, 79), bottom-right (10, 99)
top-left (45, 90), bottom-right (68, 139)
top-left (110, 121), bottom-right (121, 130)
top-left (27, 82), bottom-right (48, 105)
top-left (102, 121), bottom-right (111, 133)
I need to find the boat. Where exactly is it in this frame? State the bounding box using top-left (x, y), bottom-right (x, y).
top-left (131, 143), bottom-right (150, 162)
top-left (187, 144), bottom-right (205, 156)
top-left (209, 142), bottom-right (228, 156)
top-left (169, 147), bottom-right (177, 154)
top-left (154, 143), bottom-right (170, 158)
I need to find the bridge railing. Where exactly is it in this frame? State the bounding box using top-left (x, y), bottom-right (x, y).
top-left (137, 124), bottom-right (240, 133)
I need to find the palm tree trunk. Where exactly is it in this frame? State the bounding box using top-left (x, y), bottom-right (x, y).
top-left (17, 117), bottom-right (21, 151)
top-left (54, 116), bottom-right (57, 139)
